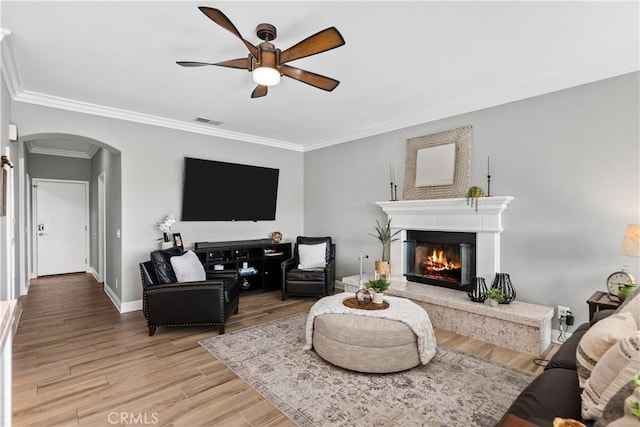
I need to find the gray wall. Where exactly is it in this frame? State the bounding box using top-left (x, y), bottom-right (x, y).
top-left (28, 153), bottom-right (92, 181)
top-left (303, 72), bottom-right (640, 328)
top-left (91, 147), bottom-right (122, 301)
top-left (10, 102), bottom-right (305, 305)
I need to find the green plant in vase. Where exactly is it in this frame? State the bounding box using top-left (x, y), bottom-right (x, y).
top-left (369, 218), bottom-right (401, 279)
top-left (466, 186), bottom-right (485, 212)
top-left (485, 288), bottom-right (504, 306)
top-left (366, 278), bottom-right (390, 304)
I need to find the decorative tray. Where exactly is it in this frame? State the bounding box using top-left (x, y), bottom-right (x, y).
top-left (343, 297), bottom-right (389, 310)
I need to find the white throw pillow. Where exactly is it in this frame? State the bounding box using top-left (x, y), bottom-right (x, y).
top-left (582, 331), bottom-right (640, 420)
top-left (576, 312), bottom-right (638, 388)
top-left (170, 250), bottom-right (206, 282)
top-left (298, 243), bottom-right (327, 269)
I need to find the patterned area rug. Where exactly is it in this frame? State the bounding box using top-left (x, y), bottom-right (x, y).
top-left (199, 312), bottom-right (533, 427)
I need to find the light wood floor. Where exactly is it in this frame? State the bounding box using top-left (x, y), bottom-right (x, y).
top-left (13, 274), bottom-right (557, 426)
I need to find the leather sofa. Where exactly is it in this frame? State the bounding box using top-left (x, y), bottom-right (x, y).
top-left (139, 246), bottom-right (240, 336)
top-left (499, 287), bottom-right (640, 426)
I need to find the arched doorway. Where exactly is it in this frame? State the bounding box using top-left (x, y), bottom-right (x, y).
top-left (18, 133), bottom-right (121, 297)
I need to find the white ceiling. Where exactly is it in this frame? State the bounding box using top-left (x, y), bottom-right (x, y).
top-left (2, 1), bottom-right (638, 153)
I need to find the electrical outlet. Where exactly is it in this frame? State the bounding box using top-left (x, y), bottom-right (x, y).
top-left (115, 278), bottom-right (118, 289)
top-left (557, 305), bottom-right (570, 320)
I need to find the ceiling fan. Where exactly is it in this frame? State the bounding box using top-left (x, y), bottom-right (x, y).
top-left (177, 7), bottom-right (345, 98)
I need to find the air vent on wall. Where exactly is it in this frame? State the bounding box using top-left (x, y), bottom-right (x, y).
top-left (195, 117), bottom-right (223, 126)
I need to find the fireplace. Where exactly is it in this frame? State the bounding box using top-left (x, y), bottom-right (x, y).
top-left (404, 230), bottom-right (476, 291)
top-left (375, 196), bottom-right (513, 289)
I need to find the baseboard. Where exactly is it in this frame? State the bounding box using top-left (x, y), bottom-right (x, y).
top-left (88, 266), bottom-right (102, 283)
top-left (103, 283), bottom-right (142, 313)
top-left (551, 328), bottom-right (573, 344)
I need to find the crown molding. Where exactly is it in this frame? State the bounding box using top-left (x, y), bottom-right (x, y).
top-left (26, 141), bottom-right (99, 159)
top-left (0, 30), bottom-right (23, 98)
top-left (302, 56), bottom-right (640, 152)
top-left (12, 90), bottom-right (304, 152)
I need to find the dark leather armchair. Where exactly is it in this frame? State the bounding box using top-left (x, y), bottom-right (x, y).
top-left (281, 236), bottom-right (336, 300)
top-left (139, 246), bottom-right (240, 336)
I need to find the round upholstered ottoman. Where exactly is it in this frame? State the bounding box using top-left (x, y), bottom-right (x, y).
top-left (312, 313), bottom-right (421, 373)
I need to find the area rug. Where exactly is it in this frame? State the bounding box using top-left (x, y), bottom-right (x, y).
top-left (199, 312), bottom-right (533, 427)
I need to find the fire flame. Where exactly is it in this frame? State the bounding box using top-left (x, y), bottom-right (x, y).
top-left (423, 248), bottom-right (461, 272)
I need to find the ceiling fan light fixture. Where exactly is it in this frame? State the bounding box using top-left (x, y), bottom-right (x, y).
top-left (252, 66), bottom-right (280, 86)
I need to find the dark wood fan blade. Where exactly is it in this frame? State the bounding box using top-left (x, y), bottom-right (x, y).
top-left (213, 58), bottom-right (250, 70)
top-left (198, 7), bottom-right (258, 57)
top-left (176, 61), bottom-right (217, 67)
top-left (177, 58), bottom-right (249, 70)
top-left (280, 27), bottom-right (345, 64)
top-left (251, 85), bottom-right (268, 98)
top-left (282, 65), bottom-right (340, 91)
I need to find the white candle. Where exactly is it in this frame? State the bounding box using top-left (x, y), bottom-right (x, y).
top-left (389, 165), bottom-right (393, 183)
top-left (393, 167), bottom-right (397, 185)
top-left (487, 156), bottom-right (490, 175)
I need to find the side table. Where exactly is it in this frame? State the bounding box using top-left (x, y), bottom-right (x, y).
top-left (586, 291), bottom-right (620, 321)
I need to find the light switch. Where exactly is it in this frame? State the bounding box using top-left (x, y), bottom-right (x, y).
top-left (116, 229), bottom-right (121, 238)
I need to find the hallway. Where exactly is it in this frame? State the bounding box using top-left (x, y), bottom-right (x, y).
top-left (12, 273), bottom-right (311, 426)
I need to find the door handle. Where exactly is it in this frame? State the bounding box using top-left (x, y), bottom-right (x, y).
top-left (38, 232), bottom-right (47, 236)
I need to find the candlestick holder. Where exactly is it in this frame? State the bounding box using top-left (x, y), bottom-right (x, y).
top-left (393, 185), bottom-right (398, 201)
top-left (390, 182), bottom-right (394, 201)
top-left (487, 174), bottom-right (491, 197)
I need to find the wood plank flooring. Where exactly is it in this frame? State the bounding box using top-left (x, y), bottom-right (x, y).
top-left (13, 274), bottom-right (557, 426)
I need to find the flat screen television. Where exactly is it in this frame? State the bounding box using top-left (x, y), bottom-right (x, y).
top-left (181, 157), bottom-right (279, 221)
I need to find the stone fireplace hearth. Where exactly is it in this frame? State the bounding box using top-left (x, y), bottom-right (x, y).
top-left (343, 196), bottom-right (553, 356)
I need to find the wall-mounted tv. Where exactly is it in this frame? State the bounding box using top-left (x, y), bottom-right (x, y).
top-left (181, 157), bottom-right (279, 221)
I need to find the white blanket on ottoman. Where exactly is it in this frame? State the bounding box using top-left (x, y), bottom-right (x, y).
top-left (304, 293), bottom-right (437, 364)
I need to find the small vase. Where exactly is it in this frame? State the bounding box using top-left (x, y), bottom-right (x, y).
top-left (374, 260), bottom-right (390, 280)
top-left (468, 277), bottom-right (487, 302)
top-left (372, 292), bottom-right (384, 304)
top-left (491, 273), bottom-right (516, 304)
top-left (486, 299), bottom-right (499, 307)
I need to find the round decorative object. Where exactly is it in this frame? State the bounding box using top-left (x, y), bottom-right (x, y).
top-left (607, 271), bottom-right (635, 297)
top-left (618, 283), bottom-right (638, 301)
top-left (355, 288), bottom-right (372, 305)
top-left (270, 231), bottom-right (282, 243)
top-left (467, 277), bottom-right (487, 302)
top-left (491, 272), bottom-right (516, 304)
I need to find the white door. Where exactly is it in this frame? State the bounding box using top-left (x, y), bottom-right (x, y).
top-left (34, 179), bottom-right (88, 276)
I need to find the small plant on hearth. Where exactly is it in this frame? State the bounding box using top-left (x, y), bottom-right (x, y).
top-left (485, 288), bottom-right (504, 303)
top-left (366, 278), bottom-right (390, 293)
top-left (370, 218), bottom-right (401, 261)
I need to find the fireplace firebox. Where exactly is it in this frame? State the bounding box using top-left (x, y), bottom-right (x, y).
top-left (404, 230), bottom-right (476, 291)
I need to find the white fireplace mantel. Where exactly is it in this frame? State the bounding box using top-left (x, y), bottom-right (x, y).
top-left (375, 196), bottom-right (513, 233)
top-left (375, 196), bottom-right (514, 281)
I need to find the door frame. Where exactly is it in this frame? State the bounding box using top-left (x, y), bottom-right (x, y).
top-left (98, 172), bottom-right (106, 283)
top-left (31, 178), bottom-right (90, 278)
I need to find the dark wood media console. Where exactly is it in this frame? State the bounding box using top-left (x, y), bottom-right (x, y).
top-left (194, 239), bottom-right (292, 292)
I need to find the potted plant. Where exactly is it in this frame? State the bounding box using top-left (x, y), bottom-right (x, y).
top-left (157, 214), bottom-right (176, 249)
top-left (466, 186), bottom-right (485, 212)
top-left (485, 288), bottom-right (504, 307)
top-left (366, 278), bottom-right (390, 304)
top-left (369, 218), bottom-right (401, 279)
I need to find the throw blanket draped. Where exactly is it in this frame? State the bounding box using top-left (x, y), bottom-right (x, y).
top-left (304, 293), bottom-right (438, 364)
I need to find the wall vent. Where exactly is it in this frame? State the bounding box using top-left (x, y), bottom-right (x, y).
top-left (195, 117), bottom-right (223, 126)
